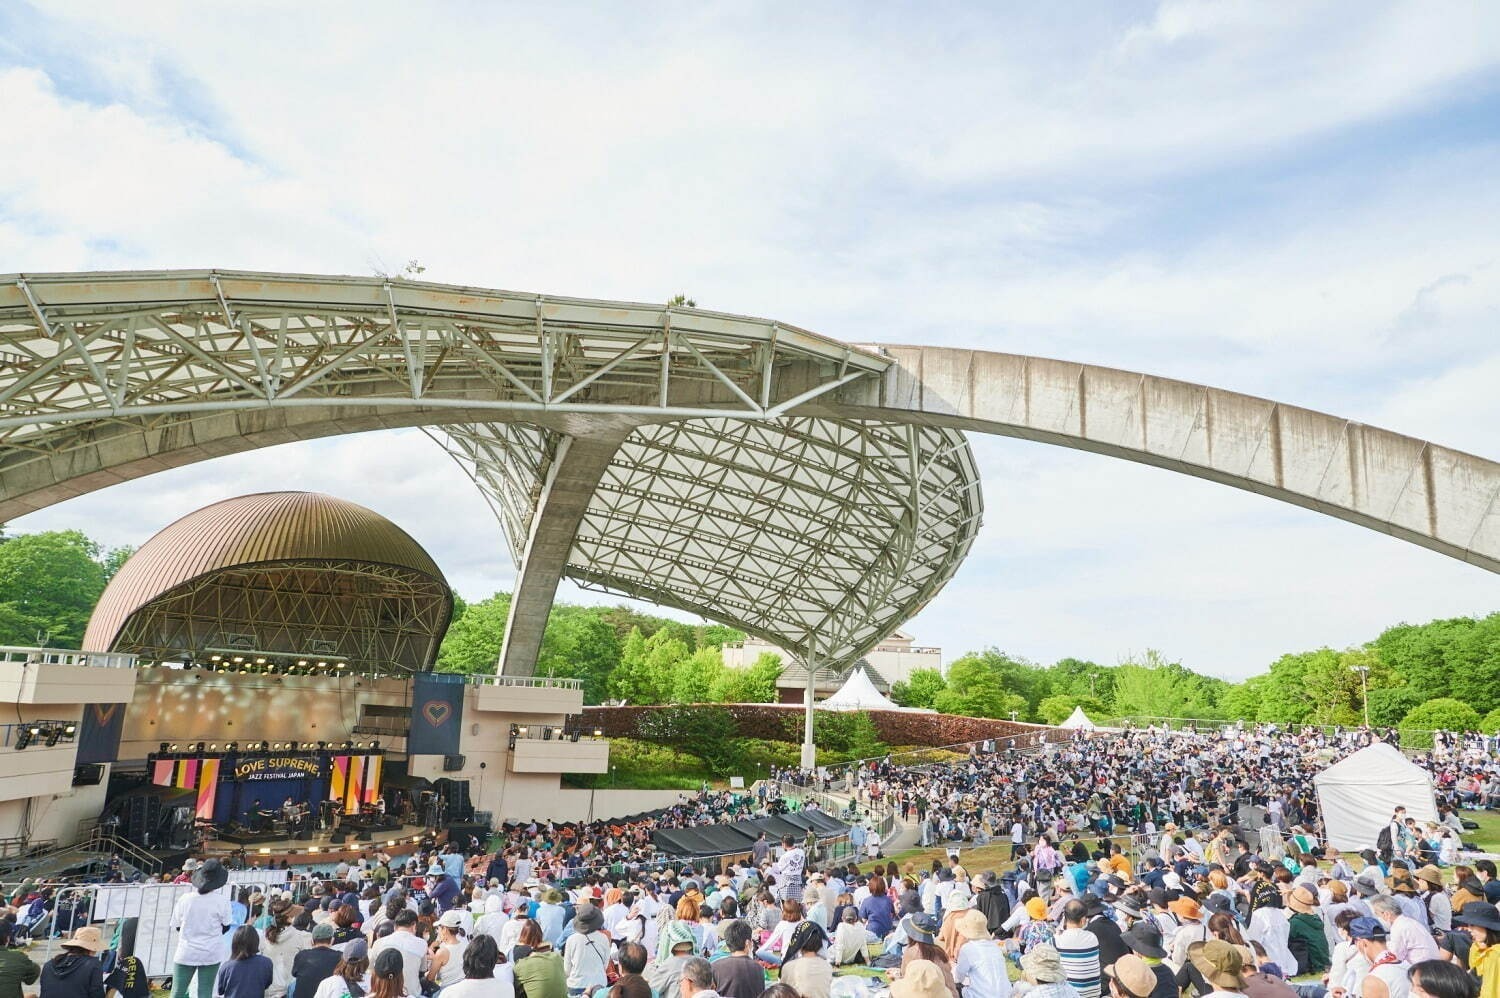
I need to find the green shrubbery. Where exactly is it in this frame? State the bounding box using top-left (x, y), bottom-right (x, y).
top-left (1399, 698), bottom-right (1484, 749)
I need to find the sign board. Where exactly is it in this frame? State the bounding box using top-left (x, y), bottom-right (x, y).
top-left (231, 756), bottom-right (324, 782)
top-left (729, 777), bottom-right (745, 789)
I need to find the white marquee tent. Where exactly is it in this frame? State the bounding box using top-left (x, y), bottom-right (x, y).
top-left (817, 666), bottom-right (927, 712)
top-left (1058, 706), bottom-right (1098, 730)
top-left (1312, 741), bottom-right (1439, 852)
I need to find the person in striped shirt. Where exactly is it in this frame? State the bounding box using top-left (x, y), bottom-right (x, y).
top-left (1055, 900), bottom-right (1102, 998)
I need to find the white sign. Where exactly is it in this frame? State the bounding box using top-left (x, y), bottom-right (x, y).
top-left (729, 777), bottom-right (745, 789)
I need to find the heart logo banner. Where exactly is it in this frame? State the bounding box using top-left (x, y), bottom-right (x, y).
top-left (408, 673), bottom-right (463, 756)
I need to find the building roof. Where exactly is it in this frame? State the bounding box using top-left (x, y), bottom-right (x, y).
top-left (84, 492), bottom-right (448, 663)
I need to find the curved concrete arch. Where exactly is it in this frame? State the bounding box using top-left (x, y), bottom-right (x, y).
top-left (3, 271), bottom-right (1498, 676)
top-left (821, 346), bottom-right (1500, 572)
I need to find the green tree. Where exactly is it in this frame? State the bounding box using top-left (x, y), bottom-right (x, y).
top-left (101, 545), bottom-right (134, 583)
top-left (536, 604), bottom-right (621, 704)
top-left (1481, 707), bottom-right (1500, 736)
top-left (712, 652), bottom-right (782, 703)
top-left (1037, 693), bottom-right (1106, 725)
top-left (670, 646), bottom-right (726, 703)
top-left (434, 593), bottom-right (511, 673)
top-left (891, 667), bottom-right (947, 709)
top-left (0, 530), bottom-right (108, 647)
top-left (1218, 676), bottom-right (1265, 722)
top-left (1367, 684), bottom-right (1426, 728)
top-left (637, 705), bottom-right (743, 773)
top-left (1112, 649), bottom-right (1224, 721)
top-left (610, 628), bottom-right (686, 704)
top-left (1399, 698), bottom-right (1482, 749)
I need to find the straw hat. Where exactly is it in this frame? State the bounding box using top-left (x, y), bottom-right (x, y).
top-left (1021, 944), bottom-right (1066, 984)
top-left (1287, 886), bottom-right (1319, 914)
top-left (892, 960), bottom-right (951, 998)
top-left (1192, 940), bottom-right (1245, 989)
top-left (1106, 955), bottom-right (1159, 998)
top-left (947, 885), bottom-right (975, 911)
top-left (955, 909), bottom-right (991, 940)
top-left (1415, 865), bottom-right (1446, 888)
top-left (60, 926), bottom-right (106, 954)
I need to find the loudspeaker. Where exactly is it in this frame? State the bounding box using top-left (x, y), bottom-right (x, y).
top-left (447, 821), bottom-right (488, 844)
top-left (356, 828), bottom-right (374, 841)
top-left (329, 829), bottom-right (348, 844)
top-left (442, 754), bottom-right (466, 772)
top-left (72, 764), bottom-right (105, 786)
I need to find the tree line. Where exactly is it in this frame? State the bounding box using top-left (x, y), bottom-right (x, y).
top-left (4, 528), bottom-right (1497, 748)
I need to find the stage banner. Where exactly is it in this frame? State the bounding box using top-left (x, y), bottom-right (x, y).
top-left (345, 755), bottom-right (366, 812)
top-left (195, 759), bottom-right (220, 819)
top-left (230, 755), bottom-right (324, 783)
top-left (408, 673), bottom-right (463, 756)
top-left (76, 701), bottom-right (126, 765)
top-left (330, 755), bottom-right (349, 802)
top-left (363, 754), bottom-right (383, 804)
top-left (151, 758), bottom-right (175, 787)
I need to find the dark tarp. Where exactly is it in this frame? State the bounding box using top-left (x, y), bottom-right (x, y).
top-left (652, 810), bottom-right (850, 857)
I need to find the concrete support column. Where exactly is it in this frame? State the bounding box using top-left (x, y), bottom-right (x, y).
top-left (801, 658), bottom-right (818, 770)
top-left (497, 433), bottom-right (627, 676)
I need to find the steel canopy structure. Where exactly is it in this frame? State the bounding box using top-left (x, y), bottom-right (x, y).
top-left (4, 270), bottom-right (1499, 694)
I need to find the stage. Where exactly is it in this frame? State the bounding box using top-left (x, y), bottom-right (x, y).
top-left (200, 821), bottom-right (446, 866)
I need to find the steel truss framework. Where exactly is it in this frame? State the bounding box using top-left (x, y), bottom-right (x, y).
top-left (112, 560), bottom-right (451, 673)
top-left (441, 417), bottom-right (984, 663)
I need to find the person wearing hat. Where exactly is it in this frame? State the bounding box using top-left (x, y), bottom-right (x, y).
top-left (648, 921), bottom-right (700, 998)
top-left (426, 910), bottom-right (470, 992)
top-left (291, 923), bottom-right (344, 998)
top-left (1018, 945), bottom-right (1072, 998)
top-left (1105, 955), bottom-right (1162, 998)
top-left (1345, 917), bottom-right (1409, 998)
top-left (534, 889), bottom-right (567, 948)
top-left (1084, 894), bottom-right (1128, 973)
top-left (260, 897), bottom-right (309, 998)
top-left (562, 904), bottom-right (609, 996)
top-left (1455, 902), bottom-right (1500, 998)
top-left (892, 960), bottom-right (954, 998)
top-left (937, 883), bottom-right (977, 962)
top-left (170, 859), bottom-right (233, 998)
top-left (1168, 897), bottom-right (1210, 970)
top-left (39, 927), bottom-right (106, 998)
top-left (1120, 923), bottom-right (1173, 998)
top-left (1286, 886), bottom-right (1329, 975)
top-left (952, 910), bottom-right (1009, 998)
top-left (1415, 866), bottom-right (1453, 933)
top-left (0, 920), bottom-right (40, 998)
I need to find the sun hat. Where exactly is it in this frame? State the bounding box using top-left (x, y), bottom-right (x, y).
top-left (947, 885), bottom-right (974, 910)
top-left (891, 960), bottom-right (951, 998)
top-left (1168, 896), bottom-right (1203, 921)
top-left (437, 909), bottom-right (466, 929)
top-left (1025, 897), bottom-right (1048, 920)
top-left (573, 903), bottom-right (604, 933)
top-left (1122, 921), bottom-right (1168, 959)
top-left (906, 913), bottom-right (938, 945)
top-left (664, 921), bottom-right (696, 952)
top-left (542, 888), bottom-right (564, 904)
top-left (955, 909), bottom-right (991, 940)
top-left (1415, 865), bottom-right (1446, 888)
top-left (1288, 886), bottom-right (1319, 914)
top-left (1106, 954), bottom-right (1159, 998)
top-left (1021, 944), bottom-right (1067, 984)
top-left (191, 858), bottom-right (229, 895)
top-left (1455, 902), bottom-right (1500, 933)
top-left (1347, 916), bottom-right (1388, 940)
top-left (1193, 939), bottom-right (1245, 989)
top-left (60, 926), bottom-right (106, 954)
top-left (1116, 895), bottom-right (1146, 919)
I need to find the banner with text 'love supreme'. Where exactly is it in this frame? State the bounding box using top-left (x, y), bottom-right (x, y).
top-left (407, 673), bottom-right (463, 756)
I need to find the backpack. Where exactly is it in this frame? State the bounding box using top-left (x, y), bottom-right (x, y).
top-left (1375, 824), bottom-right (1393, 860)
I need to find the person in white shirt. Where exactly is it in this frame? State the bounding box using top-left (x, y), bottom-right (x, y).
top-left (442, 935), bottom-right (514, 998)
top-left (170, 859), bottom-right (234, 998)
top-left (370, 911), bottom-right (429, 997)
top-left (477, 896), bottom-right (510, 945)
top-left (953, 911), bottom-right (1011, 998)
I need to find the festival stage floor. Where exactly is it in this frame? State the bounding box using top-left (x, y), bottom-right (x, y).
top-left (200, 823), bottom-right (445, 867)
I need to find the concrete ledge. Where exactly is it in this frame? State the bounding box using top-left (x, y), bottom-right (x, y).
top-left (475, 683), bottom-right (584, 716)
top-left (508, 739), bottom-right (609, 774)
top-left (0, 662), bottom-right (138, 706)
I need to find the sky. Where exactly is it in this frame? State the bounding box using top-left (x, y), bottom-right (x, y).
top-left (2, 1), bottom-right (1499, 680)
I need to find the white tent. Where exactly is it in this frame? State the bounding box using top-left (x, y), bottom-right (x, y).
top-left (1312, 741), bottom-right (1439, 852)
top-left (817, 666), bottom-right (923, 712)
top-left (1058, 706), bottom-right (1097, 730)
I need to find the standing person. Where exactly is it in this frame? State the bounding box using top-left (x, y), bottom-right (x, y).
top-left (39, 927), bottom-right (106, 998)
top-left (1454, 902), bottom-right (1500, 998)
top-left (292, 925), bottom-right (345, 998)
top-left (561, 905), bottom-right (609, 998)
top-left (440, 936), bottom-right (513, 998)
top-left (215, 927), bottom-right (274, 998)
top-left (0, 922), bottom-right (40, 998)
top-left (1055, 900), bottom-right (1102, 998)
top-left (172, 859), bottom-right (234, 998)
top-left (769, 835), bottom-right (806, 903)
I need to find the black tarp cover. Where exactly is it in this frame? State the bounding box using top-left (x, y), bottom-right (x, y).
top-left (652, 810), bottom-right (850, 857)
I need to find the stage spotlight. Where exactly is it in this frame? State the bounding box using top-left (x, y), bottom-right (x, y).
top-left (370, 741), bottom-right (379, 751)
top-left (45, 726), bottom-right (63, 747)
top-left (593, 728), bottom-right (603, 738)
top-left (160, 742), bottom-right (170, 753)
top-left (232, 656), bottom-right (244, 663)
top-left (317, 741), bottom-right (327, 749)
top-left (227, 742), bottom-right (238, 751)
top-left (168, 743), bottom-right (180, 752)
top-left (316, 661), bottom-right (327, 669)
top-left (15, 727), bottom-right (34, 750)
top-left (255, 657), bottom-right (266, 665)
top-left (297, 660), bottom-right (308, 667)
top-left (209, 743), bottom-right (220, 751)
top-left (194, 742), bottom-right (206, 753)
top-left (341, 740), bottom-right (353, 750)
top-left (63, 722), bottom-right (78, 740)
top-left (570, 730), bottom-right (580, 742)
top-left (210, 654), bottom-right (223, 662)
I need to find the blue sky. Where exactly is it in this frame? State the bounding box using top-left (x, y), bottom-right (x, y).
top-left (3, 1), bottom-right (1499, 678)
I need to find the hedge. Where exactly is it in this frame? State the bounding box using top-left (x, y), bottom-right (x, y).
top-left (580, 703), bottom-right (1046, 751)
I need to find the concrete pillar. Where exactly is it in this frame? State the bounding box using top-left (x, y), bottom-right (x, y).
top-left (497, 433), bottom-right (627, 676)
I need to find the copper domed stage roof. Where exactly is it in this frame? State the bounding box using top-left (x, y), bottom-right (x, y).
top-left (85, 492), bottom-right (451, 673)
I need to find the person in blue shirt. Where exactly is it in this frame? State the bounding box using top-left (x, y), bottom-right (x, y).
top-left (427, 870), bottom-right (460, 912)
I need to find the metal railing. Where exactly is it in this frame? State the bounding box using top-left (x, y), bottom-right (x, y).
top-left (468, 674), bottom-right (583, 690)
top-left (0, 646), bottom-right (137, 669)
top-left (0, 719), bottom-right (77, 749)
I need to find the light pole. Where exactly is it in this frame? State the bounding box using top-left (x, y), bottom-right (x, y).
top-left (1351, 665), bottom-right (1371, 728)
top-left (1009, 710), bottom-right (1018, 723)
